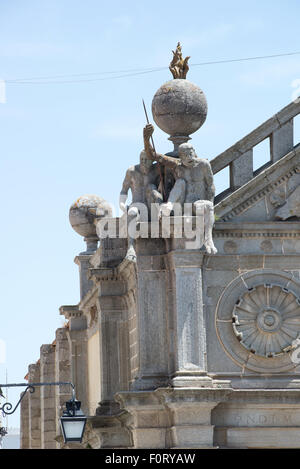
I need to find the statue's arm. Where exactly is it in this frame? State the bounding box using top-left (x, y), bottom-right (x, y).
top-left (143, 124), bottom-right (156, 161)
top-left (156, 153), bottom-right (180, 168)
top-left (143, 124), bottom-right (180, 168)
top-left (119, 170), bottom-right (131, 212)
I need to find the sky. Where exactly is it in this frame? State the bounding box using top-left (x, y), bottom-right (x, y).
top-left (1, 0), bottom-right (300, 429)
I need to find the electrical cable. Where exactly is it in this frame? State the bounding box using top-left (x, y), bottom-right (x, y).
top-left (4, 50), bottom-right (300, 85)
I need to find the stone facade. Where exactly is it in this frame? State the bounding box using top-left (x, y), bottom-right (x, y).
top-left (20, 88), bottom-right (300, 448)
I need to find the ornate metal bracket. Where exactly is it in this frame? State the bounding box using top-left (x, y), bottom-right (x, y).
top-left (0, 381), bottom-right (75, 416)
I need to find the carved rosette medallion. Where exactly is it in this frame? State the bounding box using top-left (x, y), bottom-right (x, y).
top-left (232, 285), bottom-right (300, 357)
top-left (215, 270), bottom-right (300, 373)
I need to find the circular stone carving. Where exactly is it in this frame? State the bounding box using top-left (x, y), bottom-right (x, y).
top-left (233, 285), bottom-right (300, 357)
top-left (215, 269), bottom-right (300, 373)
top-left (151, 79), bottom-right (207, 137)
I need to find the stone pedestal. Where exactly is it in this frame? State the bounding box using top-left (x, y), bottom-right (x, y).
top-left (87, 412), bottom-right (132, 449)
top-left (116, 388), bottom-right (231, 449)
top-left (116, 391), bottom-right (169, 449)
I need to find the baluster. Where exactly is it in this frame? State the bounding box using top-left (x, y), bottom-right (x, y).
top-left (270, 119), bottom-right (293, 162)
top-left (230, 149), bottom-right (253, 190)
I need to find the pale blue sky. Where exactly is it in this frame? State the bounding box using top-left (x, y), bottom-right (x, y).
top-left (1, 0), bottom-right (300, 427)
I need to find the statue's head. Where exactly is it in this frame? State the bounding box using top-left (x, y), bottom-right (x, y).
top-left (140, 150), bottom-right (152, 174)
top-left (178, 143), bottom-right (197, 165)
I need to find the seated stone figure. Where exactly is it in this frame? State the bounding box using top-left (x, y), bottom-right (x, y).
top-left (144, 124), bottom-right (217, 254)
top-left (119, 149), bottom-right (163, 262)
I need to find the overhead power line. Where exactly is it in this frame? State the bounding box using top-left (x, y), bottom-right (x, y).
top-left (4, 50), bottom-right (300, 85)
top-left (7, 66), bottom-right (166, 83)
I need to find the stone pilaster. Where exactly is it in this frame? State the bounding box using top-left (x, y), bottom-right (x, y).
top-left (90, 266), bottom-right (130, 414)
top-left (28, 362), bottom-right (41, 448)
top-left (60, 306), bottom-right (88, 415)
top-left (67, 325), bottom-right (88, 415)
top-left (131, 239), bottom-right (169, 390)
top-left (55, 327), bottom-right (72, 439)
top-left (40, 344), bottom-right (57, 449)
top-left (168, 249), bottom-right (212, 387)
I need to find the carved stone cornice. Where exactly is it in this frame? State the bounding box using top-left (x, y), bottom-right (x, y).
top-left (89, 258), bottom-right (137, 284)
top-left (214, 221), bottom-right (300, 238)
top-left (89, 267), bottom-right (117, 282)
top-left (59, 304), bottom-right (83, 320)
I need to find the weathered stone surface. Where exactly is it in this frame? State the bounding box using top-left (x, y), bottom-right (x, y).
top-left (69, 194), bottom-right (112, 253)
top-left (20, 77), bottom-right (300, 450)
top-left (230, 149), bottom-right (253, 189)
top-left (152, 79), bottom-right (207, 137)
top-left (271, 120), bottom-right (293, 163)
top-left (276, 185), bottom-right (300, 219)
top-left (211, 100), bottom-right (300, 175)
top-left (225, 427), bottom-right (300, 448)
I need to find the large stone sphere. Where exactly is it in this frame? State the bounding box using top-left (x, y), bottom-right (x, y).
top-left (69, 194), bottom-right (112, 238)
top-left (152, 79), bottom-right (207, 137)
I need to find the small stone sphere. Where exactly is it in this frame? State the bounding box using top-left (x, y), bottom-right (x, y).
top-left (152, 79), bottom-right (207, 137)
top-left (69, 194), bottom-right (111, 238)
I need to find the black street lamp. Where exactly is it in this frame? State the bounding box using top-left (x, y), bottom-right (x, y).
top-left (60, 399), bottom-right (87, 443)
top-left (0, 381), bottom-right (87, 445)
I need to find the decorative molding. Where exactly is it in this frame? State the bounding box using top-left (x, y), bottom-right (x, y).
top-left (214, 231), bottom-right (300, 238)
top-left (59, 305), bottom-right (83, 320)
top-left (213, 221), bottom-right (300, 239)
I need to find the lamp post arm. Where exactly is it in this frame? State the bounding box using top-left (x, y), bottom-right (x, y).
top-left (0, 381), bottom-right (76, 416)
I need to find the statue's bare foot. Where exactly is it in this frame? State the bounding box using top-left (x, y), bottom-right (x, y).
top-left (204, 241), bottom-right (217, 255)
top-left (205, 245), bottom-right (211, 254)
top-left (125, 245), bottom-right (137, 263)
top-left (159, 202), bottom-right (173, 219)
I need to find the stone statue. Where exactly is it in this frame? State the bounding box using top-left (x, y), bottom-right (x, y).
top-left (144, 124), bottom-right (217, 254)
top-left (119, 150), bottom-right (163, 261)
top-left (169, 42), bottom-right (190, 79)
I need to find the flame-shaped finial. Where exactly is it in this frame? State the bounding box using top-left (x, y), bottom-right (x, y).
top-left (169, 42), bottom-right (190, 79)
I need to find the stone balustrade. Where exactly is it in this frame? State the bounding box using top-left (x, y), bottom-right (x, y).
top-left (211, 100), bottom-right (300, 198)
